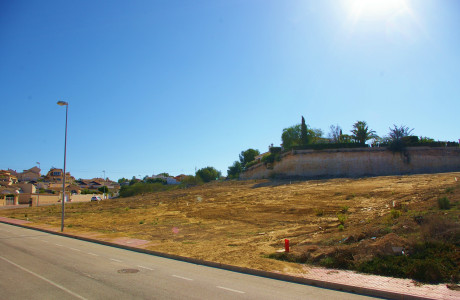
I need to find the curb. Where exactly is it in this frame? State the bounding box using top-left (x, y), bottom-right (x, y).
top-left (0, 219), bottom-right (435, 300)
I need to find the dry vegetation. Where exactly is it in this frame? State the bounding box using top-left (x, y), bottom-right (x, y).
top-left (2, 172), bottom-right (459, 282)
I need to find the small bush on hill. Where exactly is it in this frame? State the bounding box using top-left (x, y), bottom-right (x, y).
top-left (438, 197), bottom-right (451, 210)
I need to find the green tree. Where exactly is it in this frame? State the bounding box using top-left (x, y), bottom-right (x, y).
top-left (98, 186), bottom-right (109, 193)
top-left (308, 128), bottom-right (324, 144)
top-left (129, 176), bottom-right (138, 186)
top-left (196, 167), bottom-right (221, 183)
top-left (118, 177), bottom-right (129, 185)
top-left (351, 121), bottom-right (378, 144)
top-left (388, 125), bottom-right (414, 151)
top-left (227, 161), bottom-right (243, 179)
top-left (388, 125), bottom-right (414, 141)
top-left (239, 148), bottom-right (260, 168)
top-left (281, 124), bottom-right (301, 149)
top-left (301, 116), bottom-right (309, 145)
top-left (282, 122), bottom-right (323, 149)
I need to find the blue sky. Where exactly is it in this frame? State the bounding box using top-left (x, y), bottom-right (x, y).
top-left (1, 0), bottom-right (459, 180)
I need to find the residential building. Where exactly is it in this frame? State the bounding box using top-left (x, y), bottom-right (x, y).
top-left (44, 168), bottom-right (74, 183)
top-left (0, 170), bottom-right (18, 186)
top-left (18, 166), bottom-right (41, 182)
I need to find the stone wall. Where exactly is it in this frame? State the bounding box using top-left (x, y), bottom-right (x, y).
top-left (240, 147), bottom-right (460, 180)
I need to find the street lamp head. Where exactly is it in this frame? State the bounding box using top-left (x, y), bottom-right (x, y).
top-left (57, 101), bottom-right (68, 106)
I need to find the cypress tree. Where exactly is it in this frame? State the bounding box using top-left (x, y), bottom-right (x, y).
top-left (301, 116), bottom-right (308, 146)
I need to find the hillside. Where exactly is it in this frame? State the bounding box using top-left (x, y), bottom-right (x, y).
top-left (2, 172), bottom-right (459, 283)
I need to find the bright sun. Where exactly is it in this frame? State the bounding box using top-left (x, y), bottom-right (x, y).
top-left (347, 0), bottom-right (409, 20)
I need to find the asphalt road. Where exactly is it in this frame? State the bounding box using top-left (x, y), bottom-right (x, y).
top-left (0, 223), bottom-right (376, 299)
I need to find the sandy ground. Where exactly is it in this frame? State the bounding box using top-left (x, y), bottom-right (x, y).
top-left (1, 172), bottom-right (459, 274)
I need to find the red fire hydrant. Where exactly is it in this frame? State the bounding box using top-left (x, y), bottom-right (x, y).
top-left (285, 239), bottom-right (290, 253)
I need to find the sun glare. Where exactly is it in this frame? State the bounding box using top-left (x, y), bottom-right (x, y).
top-left (347, 0), bottom-right (409, 20)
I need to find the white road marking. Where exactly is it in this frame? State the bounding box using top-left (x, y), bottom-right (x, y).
top-left (55, 244), bottom-right (63, 247)
top-left (217, 286), bottom-right (245, 294)
top-left (0, 255), bottom-right (88, 300)
top-left (87, 252), bottom-right (98, 256)
top-left (110, 258), bottom-right (122, 262)
top-left (138, 265), bottom-right (154, 271)
top-left (41, 240), bottom-right (49, 243)
top-left (69, 247), bottom-right (81, 252)
top-left (172, 275), bottom-right (193, 281)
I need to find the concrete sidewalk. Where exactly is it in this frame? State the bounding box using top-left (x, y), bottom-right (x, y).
top-left (1, 216), bottom-right (458, 300)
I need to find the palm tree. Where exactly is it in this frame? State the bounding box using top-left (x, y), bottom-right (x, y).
top-left (351, 121), bottom-right (378, 145)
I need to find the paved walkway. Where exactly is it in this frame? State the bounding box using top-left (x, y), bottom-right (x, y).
top-left (299, 266), bottom-right (459, 300)
top-left (1, 216), bottom-right (458, 300)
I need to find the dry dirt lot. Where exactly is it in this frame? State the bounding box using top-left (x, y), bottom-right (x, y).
top-left (1, 172), bottom-right (459, 275)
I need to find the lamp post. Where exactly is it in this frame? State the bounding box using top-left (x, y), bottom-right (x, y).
top-left (57, 101), bottom-right (68, 232)
top-left (36, 162), bottom-right (40, 206)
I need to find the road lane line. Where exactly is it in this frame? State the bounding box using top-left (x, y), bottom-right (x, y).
top-left (172, 275), bottom-right (193, 281)
top-left (41, 240), bottom-right (49, 243)
top-left (0, 255), bottom-right (88, 300)
top-left (110, 258), bottom-right (123, 262)
top-left (87, 252), bottom-right (98, 256)
top-left (55, 244), bottom-right (63, 247)
top-left (138, 265), bottom-right (154, 271)
top-left (69, 247), bottom-right (81, 252)
top-left (217, 286), bottom-right (245, 294)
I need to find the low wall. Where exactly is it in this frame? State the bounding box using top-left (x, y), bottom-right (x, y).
top-left (71, 194), bottom-right (105, 202)
top-left (240, 147), bottom-right (460, 180)
top-left (18, 194), bottom-right (60, 206)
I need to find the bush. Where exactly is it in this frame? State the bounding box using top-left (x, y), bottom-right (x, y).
top-left (196, 167), bottom-right (221, 183)
top-left (438, 197), bottom-right (451, 210)
top-left (358, 241), bottom-right (459, 283)
top-left (390, 209), bottom-right (402, 218)
top-left (180, 175), bottom-right (203, 187)
top-left (337, 213), bottom-right (347, 225)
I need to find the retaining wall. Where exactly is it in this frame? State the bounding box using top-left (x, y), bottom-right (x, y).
top-left (240, 147), bottom-right (460, 180)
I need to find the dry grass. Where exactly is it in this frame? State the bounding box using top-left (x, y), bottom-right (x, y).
top-left (2, 172), bottom-right (459, 274)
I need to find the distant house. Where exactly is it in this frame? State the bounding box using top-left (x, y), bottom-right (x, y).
top-left (75, 178), bottom-right (120, 192)
top-left (45, 168), bottom-right (74, 183)
top-left (0, 186), bottom-right (19, 205)
top-left (0, 170), bottom-right (18, 186)
top-left (150, 174), bottom-right (179, 185)
top-left (18, 166), bottom-right (41, 182)
top-left (174, 174), bottom-right (188, 182)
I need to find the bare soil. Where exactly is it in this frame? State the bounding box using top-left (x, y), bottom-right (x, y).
top-left (2, 172), bottom-right (459, 275)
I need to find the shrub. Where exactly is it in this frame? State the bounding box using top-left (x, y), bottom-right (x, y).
top-left (341, 206), bottom-right (349, 213)
top-left (180, 175), bottom-right (203, 187)
top-left (438, 197), bottom-right (451, 210)
top-left (315, 209), bottom-right (324, 216)
top-left (337, 213), bottom-right (347, 225)
top-left (338, 224), bottom-right (344, 231)
top-left (390, 209), bottom-right (402, 219)
top-left (358, 241), bottom-right (459, 283)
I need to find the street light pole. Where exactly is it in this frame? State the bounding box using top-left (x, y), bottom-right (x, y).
top-left (57, 101), bottom-right (68, 232)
